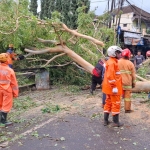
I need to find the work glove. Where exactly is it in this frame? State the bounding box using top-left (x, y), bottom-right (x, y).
top-left (132, 83), bottom-right (135, 88)
top-left (18, 55), bottom-right (25, 60)
top-left (112, 87), bottom-right (118, 94)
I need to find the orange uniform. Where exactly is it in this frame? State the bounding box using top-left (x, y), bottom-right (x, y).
top-left (0, 63), bottom-right (19, 112)
top-left (7, 52), bottom-right (17, 65)
top-left (102, 57), bottom-right (122, 115)
top-left (118, 58), bottom-right (136, 111)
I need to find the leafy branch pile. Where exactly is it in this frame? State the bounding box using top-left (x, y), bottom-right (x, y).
top-left (0, 0), bottom-right (115, 85)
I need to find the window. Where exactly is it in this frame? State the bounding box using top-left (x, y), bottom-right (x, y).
top-left (123, 24), bottom-right (127, 27)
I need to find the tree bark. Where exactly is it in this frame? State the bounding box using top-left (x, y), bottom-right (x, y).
top-left (132, 81), bottom-right (150, 93)
top-left (25, 45), bottom-right (94, 74)
top-left (136, 75), bottom-right (148, 82)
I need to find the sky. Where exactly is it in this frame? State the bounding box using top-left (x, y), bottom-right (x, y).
top-left (37, 0), bottom-right (150, 15)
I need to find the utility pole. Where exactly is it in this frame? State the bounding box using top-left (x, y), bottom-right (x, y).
top-left (109, 0), bottom-right (114, 28)
top-left (115, 0), bottom-right (121, 27)
top-left (117, 0), bottom-right (125, 45)
top-left (108, 0), bottom-right (109, 12)
top-left (117, 0), bottom-right (125, 29)
top-left (113, 0), bottom-right (116, 24)
top-left (139, 0), bottom-right (143, 32)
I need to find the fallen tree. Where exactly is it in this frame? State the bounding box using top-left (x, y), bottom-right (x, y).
top-left (0, 0), bottom-right (150, 92)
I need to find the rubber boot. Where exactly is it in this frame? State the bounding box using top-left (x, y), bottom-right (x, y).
top-left (0, 112), bottom-right (5, 128)
top-left (104, 113), bottom-right (109, 126)
top-left (1, 112), bottom-right (13, 127)
top-left (112, 114), bottom-right (123, 127)
top-left (90, 89), bottom-right (93, 95)
top-left (125, 110), bottom-right (134, 113)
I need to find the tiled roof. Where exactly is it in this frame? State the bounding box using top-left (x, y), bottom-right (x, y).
top-left (119, 5), bottom-right (150, 19)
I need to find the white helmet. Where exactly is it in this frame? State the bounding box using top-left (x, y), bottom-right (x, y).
top-left (107, 46), bottom-right (122, 57)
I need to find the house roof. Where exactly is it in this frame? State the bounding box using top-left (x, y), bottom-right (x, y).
top-left (119, 5), bottom-right (150, 19)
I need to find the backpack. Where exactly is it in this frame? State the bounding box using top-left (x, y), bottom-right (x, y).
top-left (93, 60), bottom-right (104, 77)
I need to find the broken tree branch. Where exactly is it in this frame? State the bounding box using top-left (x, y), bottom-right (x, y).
top-left (136, 74), bottom-right (148, 82)
top-left (72, 62), bottom-right (86, 71)
top-left (24, 45), bottom-right (94, 74)
top-left (42, 53), bottom-right (66, 67)
top-left (61, 23), bottom-right (104, 47)
top-left (49, 61), bottom-right (72, 67)
top-left (37, 38), bottom-right (57, 44)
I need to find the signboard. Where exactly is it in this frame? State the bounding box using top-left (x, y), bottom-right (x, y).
top-left (124, 31), bottom-right (143, 45)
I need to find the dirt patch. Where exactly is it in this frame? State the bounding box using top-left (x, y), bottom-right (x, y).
top-left (1, 85), bottom-right (150, 149)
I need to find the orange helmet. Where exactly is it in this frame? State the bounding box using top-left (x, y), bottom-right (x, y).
top-left (122, 48), bottom-right (131, 58)
top-left (9, 44), bottom-right (14, 48)
top-left (0, 53), bottom-right (9, 63)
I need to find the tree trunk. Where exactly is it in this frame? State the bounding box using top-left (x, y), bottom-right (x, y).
top-left (132, 81), bottom-right (150, 93)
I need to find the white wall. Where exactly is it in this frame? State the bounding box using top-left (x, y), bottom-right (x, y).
top-left (113, 12), bottom-right (140, 32)
top-left (119, 13), bottom-right (133, 31)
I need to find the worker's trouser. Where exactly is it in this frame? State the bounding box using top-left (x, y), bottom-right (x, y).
top-left (0, 90), bottom-right (13, 112)
top-left (123, 90), bottom-right (131, 111)
top-left (102, 93), bottom-right (106, 105)
top-left (104, 95), bottom-right (121, 116)
top-left (91, 75), bottom-right (102, 91)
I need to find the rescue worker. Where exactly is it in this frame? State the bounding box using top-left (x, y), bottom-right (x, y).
top-left (6, 44), bottom-right (18, 68)
top-left (118, 49), bottom-right (136, 113)
top-left (134, 50), bottom-right (145, 70)
top-left (101, 57), bottom-right (109, 108)
top-left (6, 44), bottom-right (24, 69)
top-left (102, 46), bottom-right (123, 127)
top-left (90, 59), bottom-right (105, 95)
top-left (0, 53), bottom-right (19, 127)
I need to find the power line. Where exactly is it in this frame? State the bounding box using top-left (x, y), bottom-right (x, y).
top-left (126, 0), bottom-right (150, 19)
top-left (91, 0), bottom-right (108, 3)
top-left (127, 0), bottom-right (150, 13)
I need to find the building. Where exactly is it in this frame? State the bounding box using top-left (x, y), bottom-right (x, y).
top-left (113, 5), bottom-right (150, 33)
top-left (112, 5), bottom-right (150, 57)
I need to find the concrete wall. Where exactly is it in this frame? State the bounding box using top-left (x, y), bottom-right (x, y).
top-left (113, 12), bottom-right (147, 33)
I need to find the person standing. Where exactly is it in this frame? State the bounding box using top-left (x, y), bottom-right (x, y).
top-left (101, 57), bottom-right (109, 108)
top-left (90, 59), bottom-right (106, 95)
top-left (6, 44), bottom-right (18, 68)
top-left (0, 53), bottom-right (19, 127)
top-left (134, 50), bottom-right (145, 70)
top-left (102, 46), bottom-right (123, 127)
top-left (118, 49), bottom-right (136, 113)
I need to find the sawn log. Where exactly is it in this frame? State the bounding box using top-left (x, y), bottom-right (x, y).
top-left (132, 81), bottom-right (150, 93)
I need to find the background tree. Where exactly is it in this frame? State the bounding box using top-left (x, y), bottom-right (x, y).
top-left (43, 0), bottom-right (50, 18)
top-left (48, 0), bottom-right (56, 19)
top-left (40, 0), bottom-right (90, 29)
top-left (78, 0), bottom-right (90, 13)
top-left (29, 0), bottom-right (38, 16)
top-left (40, 0), bottom-right (45, 19)
top-left (55, 0), bottom-right (62, 12)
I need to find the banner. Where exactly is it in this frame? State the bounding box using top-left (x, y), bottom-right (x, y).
top-left (124, 32), bottom-right (143, 45)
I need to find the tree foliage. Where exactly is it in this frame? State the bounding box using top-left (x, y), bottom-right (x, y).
top-left (0, 0), bottom-right (115, 85)
top-left (40, 0), bottom-right (90, 29)
top-left (29, 0), bottom-right (38, 16)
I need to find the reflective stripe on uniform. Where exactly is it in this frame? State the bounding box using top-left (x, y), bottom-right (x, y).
top-left (124, 98), bottom-right (131, 101)
top-left (120, 70), bottom-right (131, 74)
top-left (104, 111), bottom-right (110, 113)
top-left (123, 85), bottom-right (132, 89)
top-left (133, 80), bottom-right (136, 83)
top-left (108, 80), bottom-right (116, 83)
top-left (12, 86), bottom-right (18, 90)
top-left (0, 80), bottom-right (10, 84)
top-left (112, 112), bottom-right (120, 114)
top-left (116, 71), bottom-right (121, 74)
